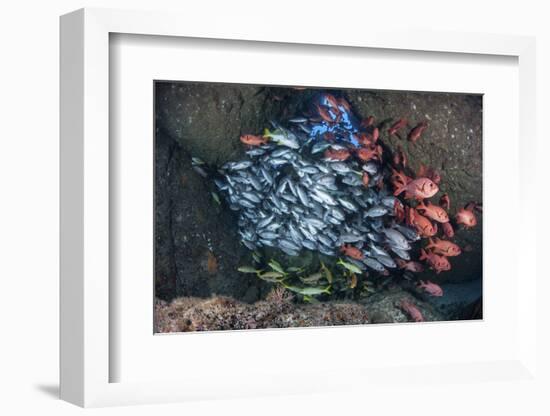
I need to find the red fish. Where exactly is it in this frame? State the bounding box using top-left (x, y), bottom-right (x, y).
top-left (337, 97), bottom-right (352, 112)
top-left (432, 171), bottom-right (441, 184)
top-left (400, 300), bottom-right (424, 322)
top-left (371, 127), bottom-right (380, 143)
top-left (316, 104), bottom-right (336, 123)
top-left (323, 93), bottom-right (339, 109)
top-left (456, 207), bottom-right (477, 228)
top-left (395, 258), bottom-right (424, 272)
top-left (408, 121), bottom-right (428, 143)
top-left (356, 132), bottom-right (374, 147)
top-left (439, 193), bottom-right (450, 210)
top-left (420, 248), bottom-right (451, 274)
top-left (324, 148), bottom-right (351, 161)
top-left (361, 115), bottom-right (375, 128)
top-left (394, 177), bottom-right (439, 200)
top-left (397, 145), bottom-right (408, 168)
top-left (356, 146), bottom-right (380, 162)
top-left (388, 118), bottom-right (407, 136)
top-left (465, 201), bottom-right (483, 213)
top-left (240, 134), bottom-right (268, 146)
top-left (394, 199), bottom-right (405, 223)
top-left (417, 280), bottom-right (443, 297)
top-left (416, 201), bottom-right (449, 223)
top-left (340, 244), bottom-right (364, 260)
top-left (417, 163), bottom-right (441, 185)
top-left (362, 172), bottom-right (370, 187)
top-left (407, 208), bottom-right (438, 237)
top-left (442, 221), bottom-right (455, 238)
top-left (426, 237), bottom-right (461, 256)
top-left (390, 167), bottom-right (413, 188)
top-left (417, 163), bottom-right (428, 177)
top-left (393, 151), bottom-right (401, 167)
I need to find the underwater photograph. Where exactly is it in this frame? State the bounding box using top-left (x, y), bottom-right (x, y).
top-left (153, 81), bottom-right (482, 333)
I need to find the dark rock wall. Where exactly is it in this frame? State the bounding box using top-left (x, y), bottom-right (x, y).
top-left (155, 82), bottom-right (482, 302)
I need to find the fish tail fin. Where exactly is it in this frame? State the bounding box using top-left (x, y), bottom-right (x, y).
top-left (263, 128), bottom-right (271, 138)
top-left (406, 207), bottom-right (414, 225)
top-left (419, 249), bottom-right (427, 261)
top-left (393, 184), bottom-right (405, 196)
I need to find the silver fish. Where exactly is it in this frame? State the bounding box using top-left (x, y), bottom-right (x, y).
top-left (238, 199), bottom-right (256, 209)
top-left (229, 160), bottom-right (253, 170)
top-left (258, 231), bottom-right (278, 240)
top-left (296, 185), bottom-right (311, 207)
top-left (269, 158), bottom-right (289, 167)
top-left (338, 198), bottom-right (358, 212)
top-left (370, 244), bottom-right (391, 258)
top-left (288, 117), bottom-right (308, 123)
top-left (316, 234), bottom-right (333, 248)
top-left (330, 162), bottom-right (352, 174)
top-left (298, 165), bottom-right (320, 175)
top-left (256, 214), bottom-right (274, 229)
top-left (311, 141), bottom-right (331, 154)
top-left (304, 216), bottom-right (326, 230)
top-left (339, 233), bottom-right (364, 243)
top-left (312, 188), bottom-right (337, 206)
top-left (280, 193), bottom-right (298, 203)
top-left (279, 239), bottom-right (301, 252)
top-left (192, 157), bottom-right (206, 166)
top-left (259, 238), bottom-right (275, 247)
top-left (192, 165), bottom-right (208, 178)
top-left (318, 244), bottom-right (335, 256)
top-left (248, 176), bottom-right (264, 192)
top-left (381, 196), bottom-right (398, 210)
top-left (390, 246), bottom-right (411, 260)
top-left (260, 167), bottom-right (274, 185)
top-left (246, 148), bottom-right (266, 157)
top-left (271, 148), bottom-right (291, 158)
top-left (264, 222), bottom-right (283, 232)
top-left (329, 207), bottom-right (346, 221)
top-left (242, 192), bottom-right (261, 203)
top-left (393, 224), bottom-right (420, 241)
top-left (302, 239), bottom-right (318, 251)
top-left (383, 228), bottom-right (410, 250)
top-left (362, 162), bottom-right (379, 175)
top-left (365, 206), bottom-right (388, 217)
top-left (363, 257), bottom-right (386, 272)
top-left (375, 254), bottom-right (397, 268)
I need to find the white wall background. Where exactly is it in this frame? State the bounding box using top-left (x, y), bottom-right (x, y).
top-left (0, 0), bottom-right (547, 415)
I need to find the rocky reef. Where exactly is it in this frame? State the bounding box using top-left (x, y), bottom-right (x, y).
top-left (154, 285), bottom-right (452, 332)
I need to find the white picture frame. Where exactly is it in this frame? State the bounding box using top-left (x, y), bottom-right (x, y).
top-left (60, 8), bottom-right (538, 408)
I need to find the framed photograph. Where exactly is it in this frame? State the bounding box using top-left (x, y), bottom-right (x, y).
top-left (60, 8), bottom-right (538, 408)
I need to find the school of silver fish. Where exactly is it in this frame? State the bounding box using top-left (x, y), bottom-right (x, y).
top-left (213, 93), bottom-right (423, 275)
